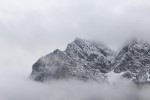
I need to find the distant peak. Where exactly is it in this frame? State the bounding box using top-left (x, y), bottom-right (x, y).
top-left (74, 37), bottom-right (86, 42)
top-left (53, 49), bottom-right (61, 54)
top-left (124, 37), bottom-right (150, 48)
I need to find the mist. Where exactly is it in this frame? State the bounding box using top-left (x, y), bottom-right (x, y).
top-left (0, 77), bottom-right (150, 100)
top-left (0, 0), bottom-right (150, 100)
top-left (1, 0), bottom-right (150, 69)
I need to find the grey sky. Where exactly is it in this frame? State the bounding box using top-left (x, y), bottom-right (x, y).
top-left (0, 1), bottom-right (150, 100)
top-left (0, 0), bottom-right (150, 75)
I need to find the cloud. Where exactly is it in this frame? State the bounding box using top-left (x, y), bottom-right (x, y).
top-left (0, 1), bottom-right (150, 100)
top-left (1, 0), bottom-right (150, 50)
top-left (0, 0), bottom-right (150, 69)
top-left (0, 78), bottom-right (150, 100)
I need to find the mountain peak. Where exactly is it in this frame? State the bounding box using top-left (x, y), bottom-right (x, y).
top-left (74, 37), bottom-right (85, 42)
top-left (126, 37), bottom-right (150, 47)
top-left (30, 37), bottom-right (150, 84)
top-left (114, 38), bottom-right (150, 83)
top-left (31, 38), bottom-right (115, 82)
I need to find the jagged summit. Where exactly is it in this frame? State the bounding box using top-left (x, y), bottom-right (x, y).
top-left (74, 37), bottom-right (86, 42)
top-left (114, 38), bottom-right (150, 83)
top-left (30, 37), bottom-right (150, 83)
top-left (67, 38), bottom-right (115, 60)
top-left (115, 38), bottom-right (149, 61)
top-left (31, 38), bottom-right (115, 82)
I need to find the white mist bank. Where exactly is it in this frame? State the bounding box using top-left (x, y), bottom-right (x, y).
top-left (0, 77), bottom-right (150, 100)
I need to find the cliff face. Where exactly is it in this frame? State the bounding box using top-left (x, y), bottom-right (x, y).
top-left (114, 39), bottom-right (150, 83)
top-left (30, 38), bottom-right (115, 82)
top-left (31, 38), bottom-right (150, 83)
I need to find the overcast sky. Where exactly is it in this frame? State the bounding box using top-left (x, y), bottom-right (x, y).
top-left (0, 0), bottom-right (150, 77)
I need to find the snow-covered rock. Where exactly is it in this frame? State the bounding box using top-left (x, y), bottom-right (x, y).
top-left (31, 37), bottom-right (150, 84)
top-left (30, 38), bottom-right (115, 82)
top-left (114, 38), bottom-right (150, 83)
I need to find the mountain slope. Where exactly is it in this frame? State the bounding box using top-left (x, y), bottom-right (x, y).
top-left (30, 38), bottom-right (115, 82)
top-left (114, 38), bottom-right (150, 83)
top-left (31, 38), bottom-right (150, 83)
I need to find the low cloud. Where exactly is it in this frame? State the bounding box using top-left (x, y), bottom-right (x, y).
top-left (0, 0), bottom-right (150, 100)
top-left (0, 78), bottom-right (150, 100)
top-left (1, 0), bottom-right (150, 69)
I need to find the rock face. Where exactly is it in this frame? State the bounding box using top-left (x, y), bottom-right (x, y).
top-left (31, 38), bottom-right (150, 83)
top-left (31, 38), bottom-right (115, 82)
top-left (114, 38), bottom-right (150, 83)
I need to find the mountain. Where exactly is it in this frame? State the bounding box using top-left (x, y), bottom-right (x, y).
top-left (30, 38), bottom-right (115, 82)
top-left (30, 37), bottom-right (150, 84)
top-left (114, 38), bottom-right (150, 83)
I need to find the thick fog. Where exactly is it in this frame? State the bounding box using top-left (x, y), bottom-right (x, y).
top-left (0, 78), bottom-right (150, 100)
top-left (0, 0), bottom-right (150, 100)
top-left (0, 0), bottom-right (150, 69)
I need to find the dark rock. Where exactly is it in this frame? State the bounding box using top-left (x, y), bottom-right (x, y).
top-left (30, 38), bottom-right (115, 82)
top-left (114, 38), bottom-right (150, 83)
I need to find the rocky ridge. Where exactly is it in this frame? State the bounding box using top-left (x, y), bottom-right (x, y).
top-left (31, 38), bottom-right (115, 82)
top-left (114, 38), bottom-right (150, 83)
top-left (31, 38), bottom-right (150, 83)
